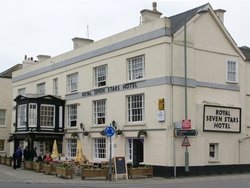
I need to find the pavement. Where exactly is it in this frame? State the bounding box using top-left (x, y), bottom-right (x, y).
top-left (1, 164), bottom-right (250, 185)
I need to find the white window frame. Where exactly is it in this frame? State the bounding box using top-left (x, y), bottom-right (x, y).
top-left (94, 138), bottom-right (106, 161)
top-left (128, 55), bottom-right (145, 81)
top-left (53, 78), bottom-right (58, 95)
top-left (18, 104), bottom-right (27, 127)
top-left (34, 141), bottom-right (45, 155)
top-left (68, 104), bottom-right (77, 128)
top-left (40, 104), bottom-right (55, 128)
top-left (67, 73), bottom-right (78, 93)
top-left (94, 65), bottom-right (107, 87)
top-left (93, 99), bottom-right (106, 125)
top-left (127, 94), bottom-right (144, 123)
top-left (37, 82), bottom-right (45, 95)
top-left (0, 109), bottom-right (6, 126)
top-left (18, 88), bottom-right (26, 95)
top-left (28, 103), bottom-right (37, 127)
top-left (67, 139), bottom-right (77, 158)
top-left (209, 143), bottom-right (219, 161)
top-left (226, 60), bottom-right (238, 83)
top-left (126, 138), bottom-right (133, 163)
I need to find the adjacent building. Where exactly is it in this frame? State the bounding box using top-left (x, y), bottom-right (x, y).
top-left (10, 3), bottom-right (250, 177)
top-left (0, 64), bottom-right (22, 156)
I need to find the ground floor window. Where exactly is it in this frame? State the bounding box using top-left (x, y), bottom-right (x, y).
top-left (67, 139), bottom-right (77, 158)
top-left (94, 138), bottom-right (106, 160)
top-left (209, 143), bottom-right (218, 161)
top-left (0, 140), bottom-right (4, 151)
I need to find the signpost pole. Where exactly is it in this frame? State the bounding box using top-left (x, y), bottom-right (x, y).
top-left (185, 145), bottom-right (189, 175)
top-left (109, 135), bottom-right (112, 181)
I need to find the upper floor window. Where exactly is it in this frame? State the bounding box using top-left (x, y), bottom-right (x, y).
top-left (18, 88), bottom-right (26, 95)
top-left (53, 78), bottom-right (58, 95)
top-left (93, 99), bottom-right (106, 125)
top-left (127, 94), bottom-right (144, 123)
top-left (28, 103), bottom-right (37, 127)
top-left (18, 104), bottom-right (27, 127)
top-left (0, 109), bottom-right (6, 126)
top-left (226, 61), bottom-right (238, 83)
top-left (68, 104), bottom-right (77, 127)
top-left (40, 105), bottom-right (55, 127)
top-left (37, 83), bottom-right (45, 95)
top-left (128, 55), bottom-right (145, 81)
top-left (67, 73), bottom-right (78, 93)
top-left (94, 138), bottom-right (106, 160)
top-left (94, 65), bottom-right (107, 87)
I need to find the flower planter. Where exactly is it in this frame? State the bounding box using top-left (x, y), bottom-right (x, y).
top-left (43, 164), bottom-right (56, 175)
top-left (0, 156), bottom-right (6, 164)
top-left (128, 166), bottom-right (153, 179)
top-left (33, 162), bottom-right (43, 172)
top-left (5, 157), bottom-right (12, 166)
top-left (24, 161), bottom-right (33, 170)
top-left (55, 167), bottom-right (73, 179)
top-left (81, 168), bottom-right (108, 180)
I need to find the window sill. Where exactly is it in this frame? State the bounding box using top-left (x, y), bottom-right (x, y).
top-left (226, 80), bottom-right (238, 84)
top-left (90, 125), bottom-right (107, 129)
top-left (208, 159), bottom-right (219, 163)
top-left (124, 123), bottom-right (146, 127)
top-left (0, 125), bottom-right (7, 128)
top-left (65, 91), bottom-right (79, 96)
top-left (65, 127), bottom-right (78, 130)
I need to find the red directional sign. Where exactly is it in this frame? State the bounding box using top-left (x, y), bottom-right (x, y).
top-left (182, 137), bottom-right (190, 147)
top-left (182, 119), bottom-right (191, 129)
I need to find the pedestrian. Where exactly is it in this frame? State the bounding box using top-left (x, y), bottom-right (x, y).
top-left (15, 146), bottom-right (22, 169)
top-left (30, 147), bottom-right (37, 161)
top-left (23, 146), bottom-right (30, 161)
top-left (12, 152), bottom-right (16, 169)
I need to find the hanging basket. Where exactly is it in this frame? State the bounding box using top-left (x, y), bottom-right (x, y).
top-left (116, 129), bottom-right (123, 135)
top-left (137, 130), bottom-right (147, 138)
top-left (71, 132), bottom-right (78, 138)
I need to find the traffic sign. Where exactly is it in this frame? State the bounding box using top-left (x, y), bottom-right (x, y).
top-left (175, 129), bottom-right (198, 137)
top-left (182, 137), bottom-right (190, 147)
top-left (182, 119), bottom-right (191, 129)
top-left (105, 126), bottom-right (115, 137)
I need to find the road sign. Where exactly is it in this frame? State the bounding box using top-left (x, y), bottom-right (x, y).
top-left (175, 129), bottom-right (198, 137)
top-left (105, 126), bottom-right (115, 137)
top-left (182, 137), bottom-right (190, 147)
top-left (182, 119), bottom-right (191, 129)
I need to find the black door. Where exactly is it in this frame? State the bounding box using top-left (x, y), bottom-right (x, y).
top-left (132, 139), bottom-right (144, 167)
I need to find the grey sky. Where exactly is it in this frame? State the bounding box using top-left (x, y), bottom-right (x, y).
top-left (0, 0), bottom-right (249, 73)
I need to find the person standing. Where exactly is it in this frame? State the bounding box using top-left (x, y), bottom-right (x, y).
top-left (30, 147), bottom-right (37, 161)
top-left (15, 146), bottom-right (23, 169)
top-left (23, 146), bottom-right (30, 161)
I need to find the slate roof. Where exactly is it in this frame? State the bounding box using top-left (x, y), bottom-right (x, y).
top-left (169, 3), bottom-right (209, 34)
top-left (239, 46), bottom-right (250, 61)
top-left (0, 64), bottom-right (22, 78)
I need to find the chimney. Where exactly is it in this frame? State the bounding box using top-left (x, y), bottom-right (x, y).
top-left (72, 37), bottom-right (94, 49)
top-left (37, 55), bottom-right (51, 62)
top-left (214, 9), bottom-right (226, 23)
top-left (140, 2), bottom-right (162, 25)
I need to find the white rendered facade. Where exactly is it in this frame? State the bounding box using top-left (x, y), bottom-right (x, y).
top-left (11, 3), bottom-right (250, 176)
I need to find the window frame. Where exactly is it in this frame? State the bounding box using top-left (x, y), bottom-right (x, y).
top-left (67, 73), bottom-right (78, 93)
top-left (226, 60), bottom-right (238, 83)
top-left (37, 82), bottom-right (46, 95)
top-left (209, 143), bottom-right (219, 161)
top-left (53, 78), bottom-right (58, 95)
top-left (128, 55), bottom-right (145, 81)
top-left (18, 88), bottom-right (26, 95)
top-left (67, 138), bottom-right (77, 158)
top-left (127, 94), bottom-right (144, 123)
top-left (94, 64), bottom-right (108, 87)
top-left (40, 104), bottom-right (55, 128)
top-left (67, 104), bottom-right (77, 128)
top-left (93, 99), bottom-right (106, 125)
top-left (17, 104), bottom-right (27, 128)
top-left (94, 138), bottom-right (106, 161)
top-left (0, 109), bottom-right (6, 126)
top-left (28, 103), bottom-right (37, 127)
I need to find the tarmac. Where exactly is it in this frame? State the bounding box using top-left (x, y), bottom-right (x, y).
top-left (1, 163), bottom-right (250, 185)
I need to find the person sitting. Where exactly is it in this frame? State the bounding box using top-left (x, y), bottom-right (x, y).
top-left (44, 153), bottom-right (53, 163)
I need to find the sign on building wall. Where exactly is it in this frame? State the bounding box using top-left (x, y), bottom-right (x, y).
top-left (203, 105), bottom-right (241, 133)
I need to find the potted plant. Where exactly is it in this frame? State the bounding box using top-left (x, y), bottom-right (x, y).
top-left (137, 130), bottom-right (147, 138)
top-left (55, 164), bottom-right (73, 179)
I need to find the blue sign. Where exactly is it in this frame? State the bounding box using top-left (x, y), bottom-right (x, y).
top-left (105, 126), bottom-right (115, 137)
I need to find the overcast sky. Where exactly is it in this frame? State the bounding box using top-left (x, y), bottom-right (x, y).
top-left (0, 0), bottom-right (249, 73)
